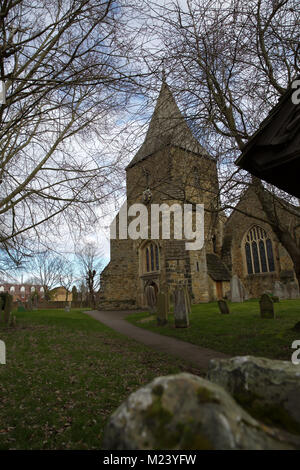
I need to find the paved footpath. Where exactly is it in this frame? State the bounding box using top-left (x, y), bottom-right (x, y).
top-left (85, 310), bottom-right (229, 372)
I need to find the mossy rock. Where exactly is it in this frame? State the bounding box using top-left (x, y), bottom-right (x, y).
top-left (102, 372), bottom-right (296, 450)
top-left (208, 356), bottom-right (300, 436)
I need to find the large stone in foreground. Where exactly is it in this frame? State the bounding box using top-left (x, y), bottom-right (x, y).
top-left (102, 373), bottom-right (295, 450)
top-left (208, 356), bottom-right (300, 435)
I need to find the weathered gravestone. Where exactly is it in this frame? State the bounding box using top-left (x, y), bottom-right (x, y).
top-left (145, 285), bottom-right (156, 314)
top-left (183, 286), bottom-right (191, 314)
top-left (0, 293), bottom-right (13, 325)
top-left (218, 299), bottom-right (230, 315)
top-left (174, 287), bottom-right (189, 328)
top-left (230, 274), bottom-right (247, 302)
top-left (26, 298), bottom-right (33, 311)
top-left (64, 303), bottom-right (71, 312)
top-left (286, 281), bottom-right (300, 299)
top-left (259, 293), bottom-right (275, 319)
top-left (17, 301), bottom-right (26, 312)
top-left (293, 321), bottom-right (300, 332)
top-left (273, 280), bottom-right (285, 300)
top-left (156, 291), bottom-right (168, 326)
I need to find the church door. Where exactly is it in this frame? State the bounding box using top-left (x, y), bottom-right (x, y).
top-left (216, 282), bottom-right (223, 300)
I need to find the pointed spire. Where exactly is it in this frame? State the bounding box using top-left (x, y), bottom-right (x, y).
top-left (127, 81), bottom-right (208, 169)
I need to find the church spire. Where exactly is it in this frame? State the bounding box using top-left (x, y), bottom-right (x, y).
top-left (127, 81), bottom-right (208, 169)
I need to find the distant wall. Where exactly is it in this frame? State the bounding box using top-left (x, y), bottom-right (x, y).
top-left (13, 300), bottom-right (90, 310)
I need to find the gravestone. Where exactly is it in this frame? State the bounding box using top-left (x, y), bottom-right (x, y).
top-left (273, 281), bottom-right (285, 300)
top-left (293, 321), bottom-right (300, 332)
top-left (0, 293), bottom-right (13, 325)
top-left (286, 281), bottom-right (299, 299)
top-left (183, 286), bottom-right (191, 314)
top-left (3, 294), bottom-right (12, 325)
top-left (174, 287), bottom-right (189, 328)
top-left (230, 274), bottom-right (246, 302)
top-left (145, 285), bottom-right (156, 314)
top-left (17, 301), bottom-right (26, 312)
top-left (218, 299), bottom-right (230, 315)
top-left (156, 291), bottom-right (168, 326)
top-left (259, 293), bottom-right (275, 319)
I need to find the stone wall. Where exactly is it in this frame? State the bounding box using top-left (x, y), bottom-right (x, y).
top-left (223, 187), bottom-right (297, 298)
top-left (99, 145), bottom-right (222, 309)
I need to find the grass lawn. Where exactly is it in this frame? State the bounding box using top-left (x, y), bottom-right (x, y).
top-left (127, 299), bottom-right (300, 360)
top-left (0, 308), bottom-right (193, 450)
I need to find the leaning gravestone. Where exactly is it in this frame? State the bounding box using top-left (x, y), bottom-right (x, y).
top-left (230, 274), bottom-right (244, 302)
top-left (3, 294), bottom-right (12, 325)
top-left (287, 281), bottom-right (300, 299)
top-left (183, 286), bottom-right (191, 314)
top-left (174, 287), bottom-right (189, 328)
top-left (156, 291), bottom-right (168, 326)
top-left (273, 280), bottom-right (285, 300)
top-left (259, 293), bottom-right (275, 319)
top-left (218, 299), bottom-right (230, 315)
top-left (0, 293), bottom-right (13, 325)
top-left (145, 285), bottom-right (156, 314)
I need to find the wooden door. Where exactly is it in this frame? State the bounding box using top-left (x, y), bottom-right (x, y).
top-left (216, 281), bottom-right (223, 300)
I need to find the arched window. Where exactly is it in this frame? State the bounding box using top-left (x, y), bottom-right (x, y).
top-left (144, 242), bottom-right (159, 273)
top-left (10, 286), bottom-right (15, 293)
top-left (244, 226), bottom-right (275, 275)
top-left (0, 286), bottom-right (4, 292)
top-left (20, 286), bottom-right (25, 298)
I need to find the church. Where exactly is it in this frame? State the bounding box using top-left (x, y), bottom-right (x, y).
top-left (99, 80), bottom-right (299, 310)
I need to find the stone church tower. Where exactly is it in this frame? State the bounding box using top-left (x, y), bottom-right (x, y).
top-left (99, 80), bottom-right (231, 310)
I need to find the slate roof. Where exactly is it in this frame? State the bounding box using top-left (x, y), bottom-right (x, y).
top-left (206, 253), bottom-right (231, 281)
top-left (126, 81), bottom-right (209, 169)
top-left (235, 75), bottom-right (300, 197)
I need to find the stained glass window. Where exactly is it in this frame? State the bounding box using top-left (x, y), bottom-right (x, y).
top-left (155, 245), bottom-right (159, 270)
top-left (245, 242), bottom-right (253, 274)
top-left (266, 239), bottom-right (275, 272)
top-left (146, 248), bottom-right (149, 272)
top-left (150, 244), bottom-right (154, 271)
top-left (244, 226), bottom-right (275, 275)
top-left (145, 243), bottom-right (160, 273)
top-left (259, 240), bottom-right (268, 272)
top-left (252, 241), bottom-right (260, 273)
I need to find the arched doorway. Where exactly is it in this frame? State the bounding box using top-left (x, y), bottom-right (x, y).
top-left (144, 280), bottom-right (158, 307)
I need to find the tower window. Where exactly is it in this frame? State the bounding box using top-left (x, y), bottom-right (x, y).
top-left (144, 242), bottom-right (160, 273)
top-left (244, 226), bottom-right (275, 275)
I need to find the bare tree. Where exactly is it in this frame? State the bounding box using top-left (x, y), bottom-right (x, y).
top-left (136, 0), bottom-right (300, 285)
top-left (27, 250), bottom-right (63, 299)
top-left (58, 258), bottom-right (76, 301)
top-left (76, 241), bottom-right (104, 308)
top-left (0, 0), bottom-right (143, 262)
